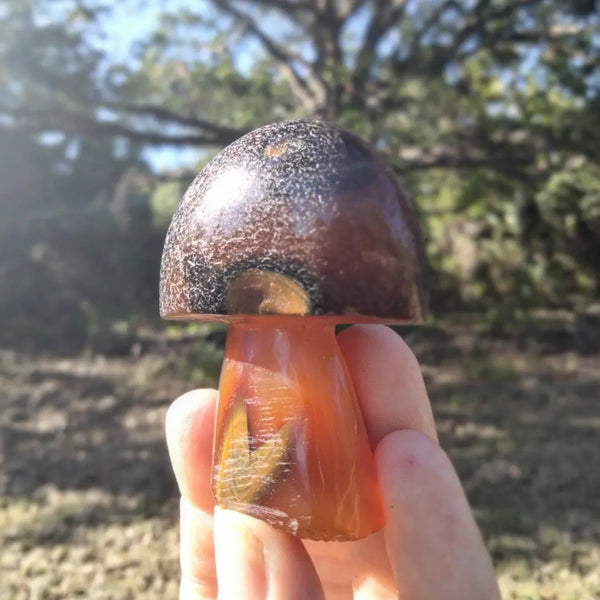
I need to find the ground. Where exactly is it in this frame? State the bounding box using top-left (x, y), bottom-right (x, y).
top-left (1, 322), bottom-right (599, 599)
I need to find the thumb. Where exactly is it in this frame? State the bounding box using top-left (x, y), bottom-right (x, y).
top-left (375, 430), bottom-right (500, 600)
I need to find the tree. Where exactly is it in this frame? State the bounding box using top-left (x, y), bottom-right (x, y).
top-left (1, 0), bottom-right (599, 348)
top-left (0, 1), bottom-right (162, 350)
top-left (5, 1), bottom-right (598, 166)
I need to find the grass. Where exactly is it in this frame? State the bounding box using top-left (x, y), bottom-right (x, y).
top-left (1, 491), bottom-right (180, 599)
top-left (1, 323), bottom-right (599, 599)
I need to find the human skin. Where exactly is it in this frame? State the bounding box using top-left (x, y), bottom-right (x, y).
top-left (165, 325), bottom-right (501, 600)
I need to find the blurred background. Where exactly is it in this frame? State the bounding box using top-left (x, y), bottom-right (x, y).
top-left (1, 0), bottom-right (599, 598)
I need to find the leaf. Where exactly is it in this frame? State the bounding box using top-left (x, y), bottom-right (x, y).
top-left (214, 399), bottom-right (295, 506)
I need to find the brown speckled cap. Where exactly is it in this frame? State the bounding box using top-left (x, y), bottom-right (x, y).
top-left (159, 119), bottom-right (428, 323)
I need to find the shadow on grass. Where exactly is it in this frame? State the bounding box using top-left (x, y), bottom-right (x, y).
top-left (1, 332), bottom-right (599, 568)
top-left (0, 357), bottom-right (181, 507)
top-left (427, 353), bottom-right (600, 567)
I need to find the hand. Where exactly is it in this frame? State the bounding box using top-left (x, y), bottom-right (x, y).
top-left (166, 325), bottom-right (501, 599)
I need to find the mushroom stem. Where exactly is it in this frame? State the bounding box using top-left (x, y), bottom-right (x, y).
top-left (212, 317), bottom-right (384, 541)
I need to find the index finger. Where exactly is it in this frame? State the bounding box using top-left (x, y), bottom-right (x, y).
top-left (336, 324), bottom-right (437, 445)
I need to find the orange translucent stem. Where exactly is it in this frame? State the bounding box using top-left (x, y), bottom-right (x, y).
top-left (212, 317), bottom-right (384, 541)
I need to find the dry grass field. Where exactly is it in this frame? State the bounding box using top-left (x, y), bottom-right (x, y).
top-left (1, 323), bottom-right (599, 599)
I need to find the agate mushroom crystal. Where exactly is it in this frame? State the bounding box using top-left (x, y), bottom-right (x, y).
top-left (159, 120), bottom-right (427, 541)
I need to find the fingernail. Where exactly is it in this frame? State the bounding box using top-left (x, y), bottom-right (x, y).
top-left (214, 507), bottom-right (267, 600)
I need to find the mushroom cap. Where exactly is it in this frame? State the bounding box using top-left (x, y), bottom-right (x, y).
top-left (159, 119), bottom-right (428, 323)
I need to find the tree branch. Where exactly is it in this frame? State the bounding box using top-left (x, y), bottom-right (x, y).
top-left (405, 0), bottom-right (465, 61)
top-left (392, 0), bottom-right (542, 78)
top-left (341, 0), bottom-right (369, 20)
top-left (309, 0), bottom-right (346, 116)
top-left (252, 0), bottom-right (316, 13)
top-left (391, 143), bottom-right (536, 183)
top-left (6, 109), bottom-right (243, 147)
top-left (348, 0), bottom-right (407, 108)
top-left (389, 123), bottom-right (545, 183)
top-left (213, 0), bottom-right (326, 113)
top-left (99, 100), bottom-right (246, 139)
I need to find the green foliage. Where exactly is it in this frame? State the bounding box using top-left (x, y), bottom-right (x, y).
top-left (150, 182), bottom-right (186, 229)
top-left (164, 323), bottom-right (225, 387)
top-left (537, 164), bottom-right (600, 232)
top-left (1, 0), bottom-right (599, 350)
top-left (462, 353), bottom-right (517, 383)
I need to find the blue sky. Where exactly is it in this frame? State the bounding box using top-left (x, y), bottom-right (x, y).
top-left (77, 1), bottom-right (596, 172)
top-left (95, 0), bottom-right (213, 171)
top-left (91, 1), bottom-right (371, 172)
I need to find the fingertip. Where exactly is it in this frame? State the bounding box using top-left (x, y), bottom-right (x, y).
top-left (166, 389), bottom-right (218, 512)
top-left (337, 325), bottom-right (437, 444)
top-left (165, 388), bottom-right (218, 438)
top-left (337, 324), bottom-right (416, 363)
top-left (375, 430), bottom-right (499, 599)
top-left (337, 325), bottom-right (421, 377)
